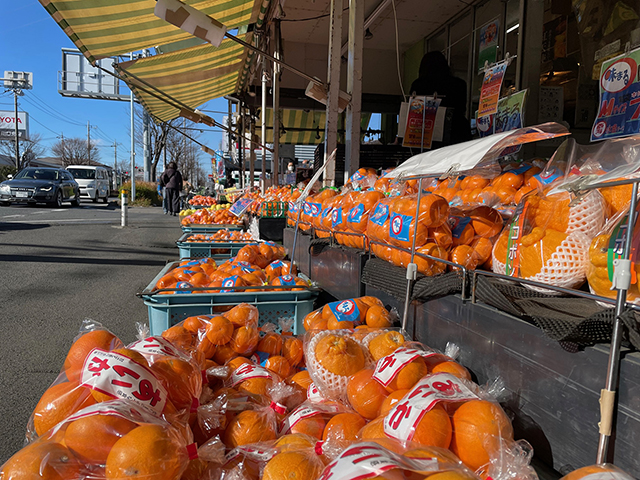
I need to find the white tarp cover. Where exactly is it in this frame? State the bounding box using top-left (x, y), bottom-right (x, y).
top-left (387, 122), bottom-right (570, 179)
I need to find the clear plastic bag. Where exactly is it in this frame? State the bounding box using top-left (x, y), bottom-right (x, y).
top-left (559, 464), bottom-right (636, 480)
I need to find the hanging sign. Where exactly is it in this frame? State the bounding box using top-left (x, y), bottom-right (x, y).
top-left (402, 96), bottom-right (441, 150)
top-left (477, 89), bottom-right (528, 138)
top-left (478, 62), bottom-right (508, 118)
top-left (229, 196), bottom-right (254, 217)
top-left (591, 47), bottom-right (640, 142)
top-left (478, 18), bottom-right (500, 72)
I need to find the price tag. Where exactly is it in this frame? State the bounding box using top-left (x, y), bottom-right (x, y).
top-left (370, 202), bottom-right (390, 226)
top-left (129, 336), bottom-right (183, 358)
top-left (327, 299), bottom-right (362, 325)
top-left (347, 204), bottom-right (365, 224)
top-left (230, 363), bottom-right (274, 387)
top-left (388, 212), bottom-right (412, 242)
top-left (449, 216), bottom-right (472, 239)
top-left (80, 349), bottom-right (168, 415)
top-left (372, 348), bottom-right (447, 387)
top-left (221, 275), bottom-right (241, 293)
top-left (229, 197), bottom-right (255, 217)
top-left (318, 442), bottom-right (438, 480)
top-left (383, 373), bottom-right (478, 442)
top-left (307, 382), bottom-right (325, 403)
top-left (225, 445), bottom-right (277, 464)
top-left (277, 274), bottom-right (298, 286)
top-left (279, 404), bottom-right (324, 435)
top-left (332, 208), bottom-right (344, 229)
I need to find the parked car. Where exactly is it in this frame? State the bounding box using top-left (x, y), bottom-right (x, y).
top-left (0, 167), bottom-right (80, 207)
top-left (67, 165), bottom-right (110, 203)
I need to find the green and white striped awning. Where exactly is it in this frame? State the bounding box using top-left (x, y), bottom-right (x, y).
top-left (118, 38), bottom-right (245, 122)
top-left (38, 0), bottom-right (261, 64)
top-left (258, 109), bottom-right (373, 145)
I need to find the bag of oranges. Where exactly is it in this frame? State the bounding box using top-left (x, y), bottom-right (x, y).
top-left (492, 188), bottom-right (606, 290)
top-left (348, 167), bottom-right (378, 190)
top-left (559, 464), bottom-right (635, 480)
top-left (586, 203), bottom-right (640, 304)
top-left (302, 296), bottom-right (396, 331)
top-left (385, 193), bottom-right (450, 251)
top-left (5, 399), bottom-right (195, 480)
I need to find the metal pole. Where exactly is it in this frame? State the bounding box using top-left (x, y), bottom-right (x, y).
top-left (250, 115), bottom-right (256, 189)
top-left (121, 192), bottom-right (128, 226)
top-left (345, 0), bottom-right (363, 185)
top-left (143, 110), bottom-right (150, 181)
top-left (272, 20), bottom-right (281, 187)
top-left (130, 52), bottom-right (136, 201)
top-left (14, 90), bottom-right (20, 169)
top-left (238, 105), bottom-right (244, 189)
top-left (261, 53), bottom-right (267, 193)
top-left (87, 121), bottom-right (91, 162)
top-left (401, 177), bottom-right (424, 331)
top-left (596, 181), bottom-right (639, 463)
top-left (324, 0), bottom-right (343, 187)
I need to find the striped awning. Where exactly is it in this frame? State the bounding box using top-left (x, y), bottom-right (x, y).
top-left (118, 38), bottom-right (245, 122)
top-left (257, 109), bottom-right (373, 145)
top-left (38, 0), bottom-right (261, 64)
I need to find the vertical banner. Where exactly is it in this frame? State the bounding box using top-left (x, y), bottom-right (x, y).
top-left (591, 47), bottom-right (640, 141)
top-left (402, 96), bottom-right (442, 150)
top-left (478, 18), bottom-right (500, 72)
top-left (477, 89), bottom-right (528, 138)
top-left (478, 62), bottom-right (508, 118)
top-left (216, 158), bottom-right (225, 179)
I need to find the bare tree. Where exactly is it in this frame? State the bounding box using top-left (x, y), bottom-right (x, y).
top-left (0, 133), bottom-right (46, 169)
top-left (51, 137), bottom-right (101, 167)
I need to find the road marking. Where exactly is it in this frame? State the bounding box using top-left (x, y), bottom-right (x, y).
top-left (50, 209), bottom-right (66, 212)
top-left (2, 214), bottom-right (24, 219)
top-left (4, 218), bottom-right (115, 224)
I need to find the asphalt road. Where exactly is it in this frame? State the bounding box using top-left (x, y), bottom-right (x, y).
top-left (0, 200), bottom-right (181, 463)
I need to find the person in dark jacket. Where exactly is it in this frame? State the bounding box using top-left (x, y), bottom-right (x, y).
top-left (160, 162), bottom-right (183, 216)
top-left (409, 51), bottom-right (472, 146)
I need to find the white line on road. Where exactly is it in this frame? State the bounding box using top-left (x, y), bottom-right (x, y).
top-left (50, 209), bottom-right (66, 212)
top-left (2, 215), bottom-right (24, 219)
top-left (4, 218), bottom-right (115, 224)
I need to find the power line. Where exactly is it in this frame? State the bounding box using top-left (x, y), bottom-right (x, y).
top-left (20, 95), bottom-right (85, 128)
top-left (26, 91), bottom-right (86, 127)
top-left (29, 114), bottom-right (62, 136)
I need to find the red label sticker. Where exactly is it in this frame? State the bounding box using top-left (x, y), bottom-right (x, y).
top-left (230, 363), bottom-right (274, 387)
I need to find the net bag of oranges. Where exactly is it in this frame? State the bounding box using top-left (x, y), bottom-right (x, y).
top-left (560, 464), bottom-right (635, 480)
top-left (302, 296), bottom-right (398, 331)
top-left (3, 399), bottom-right (195, 480)
top-left (348, 167), bottom-right (378, 191)
top-left (492, 187), bottom-right (606, 291)
top-left (587, 202), bottom-right (640, 304)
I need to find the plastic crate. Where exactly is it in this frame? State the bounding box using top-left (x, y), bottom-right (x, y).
top-left (176, 232), bottom-right (251, 260)
top-left (259, 201), bottom-right (288, 218)
top-left (181, 223), bottom-right (243, 234)
top-left (140, 262), bottom-right (318, 336)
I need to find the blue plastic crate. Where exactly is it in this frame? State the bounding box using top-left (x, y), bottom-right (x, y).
top-left (140, 262), bottom-right (318, 336)
top-left (181, 223), bottom-right (243, 234)
top-left (176, 232), bottom-right (251, 260)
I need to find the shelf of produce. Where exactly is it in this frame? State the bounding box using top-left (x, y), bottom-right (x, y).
top-left (175, 233), bottom-right (252, 260)
top-left (362, 292), bottom-right (640, 474)
top-left (309, 243), bottom-right (367, 300)
top-left (283, 227), bottom-right (311, 276)
top-left (258, 217), bottom-right (287, 242)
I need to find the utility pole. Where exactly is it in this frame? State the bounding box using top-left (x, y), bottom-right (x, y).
top-left (3, 72), bottom-right (32, 170)
top-left (57, 132), bottom-right (66, 166)
top-left (14, 90), bottom-right (19, 169)
top-left (87, 121), bottom-right (91, 163)
top-left (111, 141), bottom-right (118, 171)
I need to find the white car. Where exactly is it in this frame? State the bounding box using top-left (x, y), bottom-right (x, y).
top-left (67, 165), bottom-right (110, 203)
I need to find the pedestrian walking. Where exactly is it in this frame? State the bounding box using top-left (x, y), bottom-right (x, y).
top-left (160, 162), bottom-right (183, 216)
top-left (157, 177), bottom-right (169, 214)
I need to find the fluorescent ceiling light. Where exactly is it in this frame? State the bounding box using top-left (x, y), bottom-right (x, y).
top-left (506, 24), bottom-right (519, 34)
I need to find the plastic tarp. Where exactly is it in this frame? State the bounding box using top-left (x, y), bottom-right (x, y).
top-left (387, 122), bottom-right (570, 179)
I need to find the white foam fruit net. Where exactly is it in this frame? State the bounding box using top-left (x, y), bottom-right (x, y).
top-left (305, 330), bottom-right (375, 402)
top-left (565, 190), bottom-right (606, 237)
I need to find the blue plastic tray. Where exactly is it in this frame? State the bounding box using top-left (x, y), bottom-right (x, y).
top-left (140, 261), bottom-right (318, 336)
top-left (181, 223), bottom-right (243, 234)
top-left (176, 232), bottom-right (251, 260)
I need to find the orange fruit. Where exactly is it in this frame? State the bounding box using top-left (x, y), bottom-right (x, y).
top-left (275, 434), bottom-right (316, 450)
top-left (327, 316), bottom-right (355, 329)
top-left (225, 304), bottom-right (259, 327)
top-left (196, 336), bottom-right (216, 359)
top-left (418, 194), bottom-right (450, 228)
top-left (227, 356), bottom-right (251, 371)
top-left (449, 245), bottom-right (478, 271)
top-left (359, 415), bottom-right (386, 440)
top-left (230, 325), bottom-right (259, 355)
top-left (450, 400), bottom-right (514, 470)
top-left (470, 206), bottom-right (503, 238)
top-left (290, 415), bottom-right (326, 439)
top-left (64, 330), bottom-right (121, 383)
top-left (412, 404), bottom-right (452, 448)
top-left (105, 424), bottom-right (186, 480)
top-left (262, 451), bottom-right (323, 480)
top-left (386, 357), bottom-right (428, 392)
top-left (347, 369), bottom-right (389, 419)
top-left (282, 337), bottom-right (303, 367)
top-left (151, 356), bottom-right (200, 411)
top-left (224, 410), bottom-right (276, 448)
top-left (471, 237), bottom-right (493, 265)
top-left (379, 389), bottom-right (409, 416)
top-left (496, 172), bottom-right (523, 190)
top-left (429, 224), bottom-right (453, 250)
top-left (562, 465), bottom-right (631, 480)
top-left (514, 185), bottom-right (535, 205)
top-left (161, 325), bottom-right (195, 350)
top-left (451, 222), bottom-right (475, 247)
top-left (315, 335), bottom-right (365, 376)
top-left (65, 413), bottom-right (138, 465)
top-left (1, 441), bottom-right (83, 480)
top-left (365, 305), bottom-right (393, 328)
top-left (205, 316), bottom-right (234, 345)
top-left (368, 331), bottom-right (405, 361)
top-left (264, 355), bottom-right (291, 377)
top-left (303, 310), bottom-right (323, 330)
top-left (322, 412), bottom-right (366, 447)
top-left (290, 370), bottom-right (313, 390)
top-left (430, 360), bottom-right (472, 381)
top-left (238, 377), bottom-right (272, 396)
top-left (33, 381), bottom-right (97, 436)
top-left (213, 343), bottom-right (237, 364)
top-left (256, 333), bottom-right (283, 356)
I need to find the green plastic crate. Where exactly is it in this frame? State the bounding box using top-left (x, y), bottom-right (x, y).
top-left (176, 232), bottom-right (251, 260)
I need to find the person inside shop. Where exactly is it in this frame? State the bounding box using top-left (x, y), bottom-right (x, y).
top-left (285, 161), bottom-right (297, 185)
top-left (160, 162), bottom-right (183, 216)
top-left (409, 51), bottom-right (472, 146)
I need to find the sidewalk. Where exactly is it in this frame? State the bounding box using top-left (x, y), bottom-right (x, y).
top-left (0, 207), bottom-right (181, 462)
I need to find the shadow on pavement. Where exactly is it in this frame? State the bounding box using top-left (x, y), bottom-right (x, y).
top-left (0, 223), bottom-right (50, 232)
top-left (0, 242), bottom-right (175, 256)
top-left (0, 254), bottom-right (166, 266)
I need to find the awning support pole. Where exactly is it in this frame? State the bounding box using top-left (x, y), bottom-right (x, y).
top-left (261, 45), bottom-right (268, 193)
top-left (272, 19), bottom-right (281, 187)
top-left (345, 0), bottom-right (363, 184)
top-left (324, 0), bottom-right (343, 187)
top-left (401, 177), bottom-right (423, 332)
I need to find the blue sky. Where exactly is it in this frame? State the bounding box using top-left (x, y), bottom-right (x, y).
top-left (0, 1), bottom-right (228, 169)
